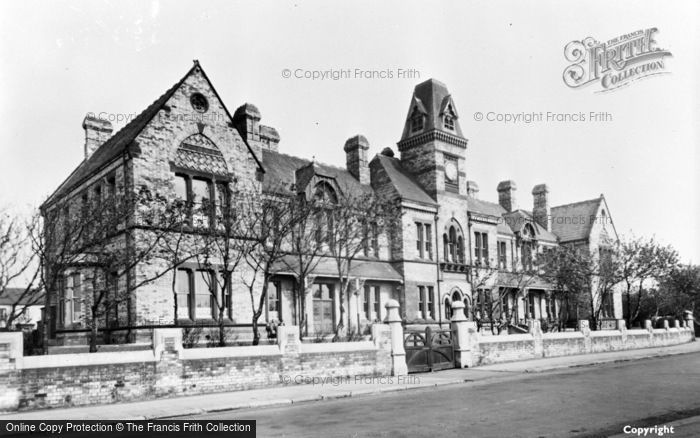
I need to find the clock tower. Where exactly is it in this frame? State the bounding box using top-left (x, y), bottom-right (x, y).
top-left (397, 79), bottom-right (468, 199)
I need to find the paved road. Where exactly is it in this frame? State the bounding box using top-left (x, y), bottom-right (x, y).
top-left (183, 352), bottom-right (700, 438)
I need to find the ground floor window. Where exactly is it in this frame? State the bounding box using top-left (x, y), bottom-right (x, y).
top-left (500, 289), bottom-right (511, 320)
top-left (601, 292), bottom-right (614, 318)
top-left (176, 268), bottom-right (230, 320)
top-left (364, 285), bottom-right (381, 321)
top-left (176, 269), bottom-right (191, 319)
top-left (60, 273), bottom-right (82, 327)
top-left (527, 294), bottom-right (536, 319)
top-left (418, 286), bottom-right (434, 320)
top-left (268, 281), bottom-right (281, 322)
top-left (313, 283), bottom-right (335, 334)
top-left (546, 294), bottom-right (557, 320)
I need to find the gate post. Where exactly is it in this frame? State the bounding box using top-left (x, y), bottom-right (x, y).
top-left (685, 311), bottom-right (695, 339)
top-left (384, 299), bottom-right (407, 376)
top-left (451, 301), bottom-right (476, 368)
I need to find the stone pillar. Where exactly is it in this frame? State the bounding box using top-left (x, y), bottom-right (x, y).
top-left (152, 328), bottom-right (184, 397)
top-left (451, 301), bottom-right (477, 368)
top-left (674, 320), bottom-right (681, 330)
top-left (153, 328), bottom-right (183, 359)
top-left (0, 332), bottom-right (22, 412)
top-left (371, 323), bottom-right (391, 351)
top-left (384, 299), bottom-right (407, 376)
top-left (663, 319), bottom-right (670, 330)
top-left (685, 311), bottom-right (695, 338)
top-left (644, 319), bottom-right (653, 333)
top-left (617, 319), bottom-right (628, 343)
top-left (277, 325), bottom-right (301, 355)
top-left (527, 319), bottom-right (543, 358)
top-left (578, 320), bottom-right (592, 353)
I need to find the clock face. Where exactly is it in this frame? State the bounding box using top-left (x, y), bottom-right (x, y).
top-left (445, 160), bottom-right (458, 182)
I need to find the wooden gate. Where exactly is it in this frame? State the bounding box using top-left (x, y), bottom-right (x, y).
top-left (404, 326), bottom-right (455, 373)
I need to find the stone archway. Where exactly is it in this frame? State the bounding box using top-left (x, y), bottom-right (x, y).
top-left (444, 287), bottom-right (469, 320)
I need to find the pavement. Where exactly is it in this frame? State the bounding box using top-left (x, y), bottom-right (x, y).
top-left (2, 340), bottom-right (698, 421)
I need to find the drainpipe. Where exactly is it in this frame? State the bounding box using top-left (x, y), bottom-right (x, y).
top-left (467, 213), bottom-right (473, 320)
top-left (434, 213), bottom-right (441, 328)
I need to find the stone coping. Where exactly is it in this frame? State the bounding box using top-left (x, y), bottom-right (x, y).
top-left (299, 341), bottom-right (376, 354)
top-left (542, 331), bottom-right (585, 339)
top-left (180, 344), bottom-right (281, 360)
top-left (20, 350), bottom-right (156, 369)
top-left (480, 334), bottom-right (533, 343)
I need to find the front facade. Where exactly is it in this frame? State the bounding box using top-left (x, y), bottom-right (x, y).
top-left (42, 62), bottom-right (621, 345)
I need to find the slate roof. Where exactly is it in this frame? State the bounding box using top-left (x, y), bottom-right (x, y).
top-left (0, 288), bottom-right (45, 306)
top-left (503, 210), bottom-right (559, 243)
top-left (466, 196), bottom-right (513, 235)
top-left (273, 255), bottom-right (403, 282)
top-left (495, 272), bottom-right (554, 290)
top-left (45, 71), bottom-right (191, 206)
top-left (261, 149), bottom-right (373, 197)
top-left (400, 78), bottom-right (464, 140)
top-left (372, 154), bottom-right (436, 206)
top-left (550, 197), bottom-right (602, 243)
top-left (44, 62), bottom-right (263, 207)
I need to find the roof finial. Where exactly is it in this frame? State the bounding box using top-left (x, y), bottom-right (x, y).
top-left (193, 59), bottom-right (200, 66)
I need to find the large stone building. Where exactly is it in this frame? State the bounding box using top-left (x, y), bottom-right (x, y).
top-left (43, 62), bottom-right (621, 345)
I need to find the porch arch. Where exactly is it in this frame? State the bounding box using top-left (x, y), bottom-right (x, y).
top-left (443, 287), bottom-right (470, 320)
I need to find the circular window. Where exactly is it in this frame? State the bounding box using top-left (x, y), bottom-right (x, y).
top-left (190, 93), bottom-right (209, 113)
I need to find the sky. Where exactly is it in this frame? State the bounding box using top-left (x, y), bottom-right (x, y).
top-left (0, 0), bottom-right (698, 262)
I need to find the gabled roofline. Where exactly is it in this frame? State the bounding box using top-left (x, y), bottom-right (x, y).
top-left (42, 64), bottom-right (198, 209)
top-left (194, 61), bottom-right (264, 173)
top-left (599, 194), bottom-right (619, 242)
top-left (42, 61), bottom-right (265, 210)
top-left (550, 197), bottom-right (601, 211)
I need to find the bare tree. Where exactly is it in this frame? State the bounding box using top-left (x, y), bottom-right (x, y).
top-left (324, 190), bottom-right (402, 338)
top-left (0, 208), bottom-right (41, 330)
top-left (240, 190), bottom-right (305, 345)
top-left (75, 188), bottom-right (196, 352)
top-left (471, 255), bottom-right (543, 335)
top-left (279, 194), bottom-right (325, 338)
top-left (191, 188), bottom-right (256, 347)
top-left (617, 235), bottom-right (678, 326)
top-left (540, 244), bottom-right (621, 330)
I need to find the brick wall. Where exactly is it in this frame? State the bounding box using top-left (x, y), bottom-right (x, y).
top-left (0, 326), bottom-right (393, 413)
top-left (468, 319), bottom-right (695, 367)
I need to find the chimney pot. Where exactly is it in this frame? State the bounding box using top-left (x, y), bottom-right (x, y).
top-left (82, 115), bottom-right (113, 160)
top-left (344, 135), bottom-right (370, 184)
top-left (497, 180), bottom-right (517, 212)
top-left (466, 180), bottom-right (480, 198)
top-left (532, 184), bottom-right (550, 231)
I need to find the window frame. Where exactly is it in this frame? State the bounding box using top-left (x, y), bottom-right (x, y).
top-left (173, 172), bottom-right (231, 229)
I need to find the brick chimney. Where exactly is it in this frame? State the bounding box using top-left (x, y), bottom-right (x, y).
top-left (233, 103), bottom-right (261, 144)
top-left (466, 180), bottom-right (479, 198)
top-left (532, 184), bottom-right (550, 231)
top-left (344, 135), bottom-right (370, 184)
top-left (497, 180), bottom-right (517, 212)
top-left (259, 125), bottom-right (280, 152)
top-left (82, 115), bottom-right (113, 160)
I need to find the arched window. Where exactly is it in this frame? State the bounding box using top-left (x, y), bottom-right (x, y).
top-left (443, 234), bottom-right (449, 261)
top-left (445, 289), bottom-right (466, 321)
top-left (443, 220), bottom-right (465, 264)
top-left (457, 236), bottom-right (464, 263)
top-left (314, 181), bottom-right (337, 204)
top-left (444, 297), bottom-right (452, 320)
top-left (313, 182), bottom-right (337, 246)
top-left (410, 107), bottom-right (424, 133)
